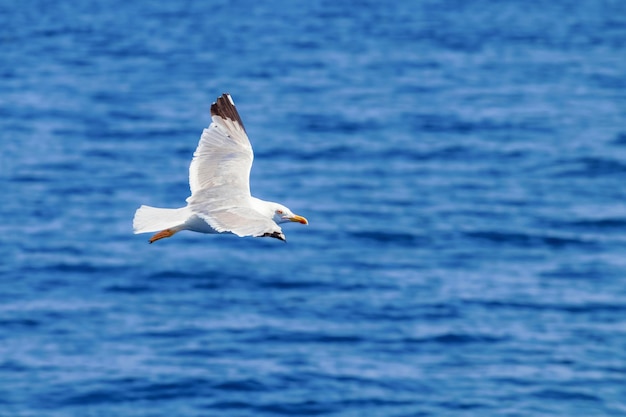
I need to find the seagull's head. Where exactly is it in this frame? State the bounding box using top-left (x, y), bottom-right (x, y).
top-left (271, 203), bottom-right (308, 225)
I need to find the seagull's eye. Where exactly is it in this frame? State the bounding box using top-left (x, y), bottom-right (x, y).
top-left (276, 210), bottom-right (283, 215)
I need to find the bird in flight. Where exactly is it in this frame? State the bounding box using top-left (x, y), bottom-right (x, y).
top-left (133, 93), bottom-right (308, 243)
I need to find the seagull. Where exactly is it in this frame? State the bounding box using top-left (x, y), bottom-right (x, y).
top-left (133, 93), bottom-right (308, 243)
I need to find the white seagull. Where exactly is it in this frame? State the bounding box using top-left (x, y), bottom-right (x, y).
top-left (133, 93), bottom-right (308, 243)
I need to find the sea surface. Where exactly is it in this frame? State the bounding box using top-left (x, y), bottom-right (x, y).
top-left (2, 1), bottom-right (626, 416)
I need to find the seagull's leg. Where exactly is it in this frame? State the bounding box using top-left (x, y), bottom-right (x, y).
top-left (149, 228), bottom-right (178, 244)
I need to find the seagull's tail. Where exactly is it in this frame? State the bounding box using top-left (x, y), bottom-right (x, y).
top-left (133, 205), bottom-right (191, 234)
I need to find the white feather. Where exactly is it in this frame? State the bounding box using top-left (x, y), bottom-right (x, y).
top-left (133, 205), bottom-right (192, 233)
top-left (188, 117), bottom-right (253, 195)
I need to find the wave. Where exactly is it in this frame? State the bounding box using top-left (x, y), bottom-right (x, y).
top-left (540, 156), bottom-right (626, 178)
top-left (464, 229), bottom-right (594, 249)
top-left (349, 230), bottom-right (422, 245)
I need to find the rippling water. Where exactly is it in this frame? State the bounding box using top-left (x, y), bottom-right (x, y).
top-left (2, 1), bottom-right (626, 416)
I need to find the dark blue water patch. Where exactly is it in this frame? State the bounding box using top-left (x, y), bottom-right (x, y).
top-left (542, 156), bottom-right (626, 178)
top-left (148, 269), bottom-right (242, 282)
top-left (394, 304), bottom-right (461, 321)
top-left (107, 108), bottom-right (158, 122)
top-left (287, 39), bottom-right (324, 52)
top-left (589, 72), bottom-right (626, 90)
top-left (556, 217), bottom-right (626, 231)
top-left (409, 333), bottom-right (507, 346)
top-left (349, 230), bottom-right (424, 246)
top-left (51, 377), bottom-right (214, 406)
top-left (91, 127), bottom-right (194, 141)
top-left (104, 284), bottom-right (155, 294)
top-left (242, 68), bottom-right (278, 80)
top-left (142, 268), bottom-right (267, 292)
top-left (350, 304), bottom-right (460, 323)
top-left (21, 261), bottom-right (127, 275)
top-left (172, 344), bottom-right (255, 360)
top-left (188, 278), bottom-right (233, 291)
top-left (243, 329), bottom-right (364, 345)
top-left (470, 300), bottom-right (626, 315)
top-left (255, 144), bottom-right (353, 162)
top-left (255, 278), bottom-right (334, 291)
top-left (254, 400), bottom-right (336, 416)
top-left (0, 318), bottom-right (41, 329)
top-left (21, 161), bottom-right (83, 173)
top-left (55, 388), bottom-right (128, 407)
top-left (464, 229), bottom-right (595, 250)
top-left (349, 257), bottom-right (430, 274)
top-left (83, 148), bottom-right (126, 160)
top-left (204, 400), bottom-right (250, 411)
top-left (293, 113), bottom-right (383, 134)
top-left (540, 263), bottom-right (623, 281)
top-left (408, 113), bottom-right (554, 134)
top-left (435, 399), bottom-right (492, 411)
top-left (0, 360), bottom-right (30, 373)
top-left (213, 379), bottom-right (267, 392)
top-left (254, 329), bottom-right (507, 348)
top-left (133, 378), bottom-right (238, 401)
top-left (610, 132), bottom-right (626, 146)
top-left (530, 388), bottom-right (601, 403)
top-left (378, 144), bottom-right (491, 163)
top-left (596, 364), bottom-right (626, 376)
top-left (8, 173), bottom-right (52, 184)
top-left (490, 376), bottom-right (535, 388)
top-left (135, 327), bottom-right (208, 340)
top-left (551, 302), bottom-right (626, 315)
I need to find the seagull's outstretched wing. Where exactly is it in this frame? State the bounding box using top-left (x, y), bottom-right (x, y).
top-left (187, 187), bottom-right (284, 239)
top-left (188, 93), bottom-right (253, 196)
top-left (201, 207), bottom-right (282, 238)
top-left (186, 94), bottom-right (283, 240)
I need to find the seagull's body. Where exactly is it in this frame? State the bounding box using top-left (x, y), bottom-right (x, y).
top-left (133, 93), bottom-right (308, 243)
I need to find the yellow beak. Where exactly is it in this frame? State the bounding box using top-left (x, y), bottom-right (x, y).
top-left (289, 215), bottom-right (308, 225)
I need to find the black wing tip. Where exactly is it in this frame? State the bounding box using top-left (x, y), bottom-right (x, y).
top-left (210, 93), bottom-right (245, 130)
top-left (210, 93), bottom-right (233, 114)
top-left (261, 231), bottom-right (286, 242)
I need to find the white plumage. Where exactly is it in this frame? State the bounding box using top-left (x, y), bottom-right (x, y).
top-left (133, 93), bottom-right (308, 243)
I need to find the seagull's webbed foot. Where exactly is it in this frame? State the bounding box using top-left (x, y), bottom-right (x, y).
top-left (149, 228), bottom-right (178, 244)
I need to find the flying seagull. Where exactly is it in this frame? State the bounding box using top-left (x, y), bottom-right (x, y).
top-left (133, 93), bottom-right (308, 243)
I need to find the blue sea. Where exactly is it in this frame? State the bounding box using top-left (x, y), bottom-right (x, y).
top-left (2, 1), bottom-right (626, 416)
